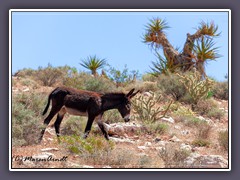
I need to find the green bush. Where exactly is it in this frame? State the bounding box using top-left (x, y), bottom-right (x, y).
top-left (63, 72), bottom-right (117, 93)
top-left (84, 76), bottom-right (116, 93)
top-left (61, 135), bottom-right (114, 155)
top-left (62, 72), bottom-right (90, 90)
top-left (60, 135), bottom-right (115, 166)
top-left (12, 92), bottom-right (46, 146)
top-left (61, 116), bottom-right (88, 136)
top-left (157, 73), bottom-right (187, 101)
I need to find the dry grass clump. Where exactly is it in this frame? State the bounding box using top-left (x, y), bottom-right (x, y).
top-left (218, 130), bottom-right (228, 151)
top-left (158, 142), bottom-right (191, 168)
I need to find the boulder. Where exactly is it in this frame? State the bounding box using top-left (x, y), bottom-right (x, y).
top-left (169, 135), bottom-right (181, 142)
top-left (161, 117), bottom-right (175, 124)
top-left (103, 122), bottom-right (142, 136)
top-left (184, 153), bottom-right (228, 168)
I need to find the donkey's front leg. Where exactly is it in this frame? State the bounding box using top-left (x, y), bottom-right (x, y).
top-left (83, 115), bottom-right (95, 139)
top-left (97, 115), bottom-right (109, 140)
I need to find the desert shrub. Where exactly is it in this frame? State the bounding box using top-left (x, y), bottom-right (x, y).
top-left (192, 139), bottom-right (210, 147)
top-left (186, 119), bottom-right (212, 147)
top-left (107, 64), bottom-right (140, 87)
top-left (61, 135), bottom-right (116, 166)
top-left (212, 81), bottom-right (228, 100)
top-left (196, 122), bottom-right (212, 139)
top-left (84, 76), bottom-right (116, 93)
top-left (207, 108), bottom-right (225, 120)
top-left (62, 72), bottom-right (88, 89)
top-left (132, 92), bottom-right (160, 123)
top-left (218, 130), bottom-right (228, 151)
top-left (107, 149), bottom-right (161, 168)
top-left (107, 149), bottom-right (135, 168)
top-left (182, 116), bottom-right (202, 128)
top-left (103, 109), bottom-right (122, 124)
top-left (36, 64), bottom-right (65, 86)
top-left (194, 99), bottom-right (218, 116)
top-left (143, 122), bottom-right (169, 135)
top-left (176, 72), bottom-right (214, 106)
top-left (13, 92), bottom-right (47, 116)
top-left (61, 135), bottom-right (114, 154)
top-left (63, 72), bottom-right (117, 93)
top-left (194, 99), bottom-right (225, 120)
top-left (171, 102), bottom-right (196, 122)
top-left (132, 92), bottom-right (167, 123)
top-left (61, 116), bottom-right (88, 136)
top-left (158, 142), bottom-right (191, 168)
top-left (179, 115), bottom-right (212, 141)
top-left (14, 68), bottom-right (37, 77)
top-left (138, 155), bottom-right (153, 168)
top-left (12, 92), bottom-right (46, 146)
top-left (157, 73), bottom-right (187, 101)
top-left (125, 81), bottom-right (158, 93)
top-left (142, 73), bottom-right (157, 82)
top-left (20, 78), bottom-right (38, 87)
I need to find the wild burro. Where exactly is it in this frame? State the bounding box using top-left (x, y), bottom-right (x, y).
top-left (39, 86), bottom-right (139, 141)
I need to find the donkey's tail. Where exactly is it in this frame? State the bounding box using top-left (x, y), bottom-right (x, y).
top-left (42, 87), bottom-right (59, 116)
top-left (42, 92), bottom-right (52, 116)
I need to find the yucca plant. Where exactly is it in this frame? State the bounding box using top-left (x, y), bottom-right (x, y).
top-left (80, 55), bottom-right (107, 77)
top-left (143, 18), bottom-right (221, 77)
top-left (194, 38), bottom-right (221, 77)
top-left (197, 21), bottom-right (221, 37)
top-left (144, 18), bottom-right (170, 48)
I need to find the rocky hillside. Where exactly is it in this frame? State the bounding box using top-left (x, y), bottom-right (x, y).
top-left (11, 71), bottom-right (229, 169)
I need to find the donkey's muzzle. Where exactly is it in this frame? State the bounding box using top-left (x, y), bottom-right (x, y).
top-left (123, 115), bottom-right (130, 122)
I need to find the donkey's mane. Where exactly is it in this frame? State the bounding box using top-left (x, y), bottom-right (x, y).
top-left (102, 92), bottom-right (125, 100)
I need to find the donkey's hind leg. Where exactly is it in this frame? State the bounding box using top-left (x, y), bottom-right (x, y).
top-left (54, 108), bottom-right (66, 141)
top-left (39, 105), bottom-right (62, 142)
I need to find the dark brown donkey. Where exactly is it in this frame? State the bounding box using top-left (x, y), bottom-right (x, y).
top-left (39, 86), bottom-right (139, 141)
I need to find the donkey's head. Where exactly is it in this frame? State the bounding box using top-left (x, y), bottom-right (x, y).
top-left (118, 88), bottom-right (139, 122)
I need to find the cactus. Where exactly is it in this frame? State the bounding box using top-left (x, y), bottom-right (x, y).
top-left (132, 92), bottom-right (172, 123)
top-left (176, 71), bottom-right (214, 106)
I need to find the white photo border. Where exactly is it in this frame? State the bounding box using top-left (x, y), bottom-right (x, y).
top-left (9, 9), bottom-right (231, 171)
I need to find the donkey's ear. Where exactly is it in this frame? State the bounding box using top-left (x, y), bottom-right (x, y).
top-left (129, 90), bottom-right (140, 99)
top-left (126, 88), bottom-right (135, 97)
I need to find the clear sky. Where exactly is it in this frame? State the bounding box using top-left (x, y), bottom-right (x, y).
top-left (11, 10), bottom-right (229, 81)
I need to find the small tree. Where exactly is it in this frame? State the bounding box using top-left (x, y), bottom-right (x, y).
top-left (107, 64), bottom-right (139, 87)
top-left (80, 55), bottom-right (107, 77)
top-left (144, 18), bottom-right (221, 77)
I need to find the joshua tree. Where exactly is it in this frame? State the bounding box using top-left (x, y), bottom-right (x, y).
top-left (144, 18), bottom-right (221, 77)
top-left (80, 55), bottom-right (107, 77)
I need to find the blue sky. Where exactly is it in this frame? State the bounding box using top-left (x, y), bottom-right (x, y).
top-left (11, 10), bottom-right (229, 81)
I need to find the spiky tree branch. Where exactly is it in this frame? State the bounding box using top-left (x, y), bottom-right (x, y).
top-left (144, 19), bottom-right (221, 77)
